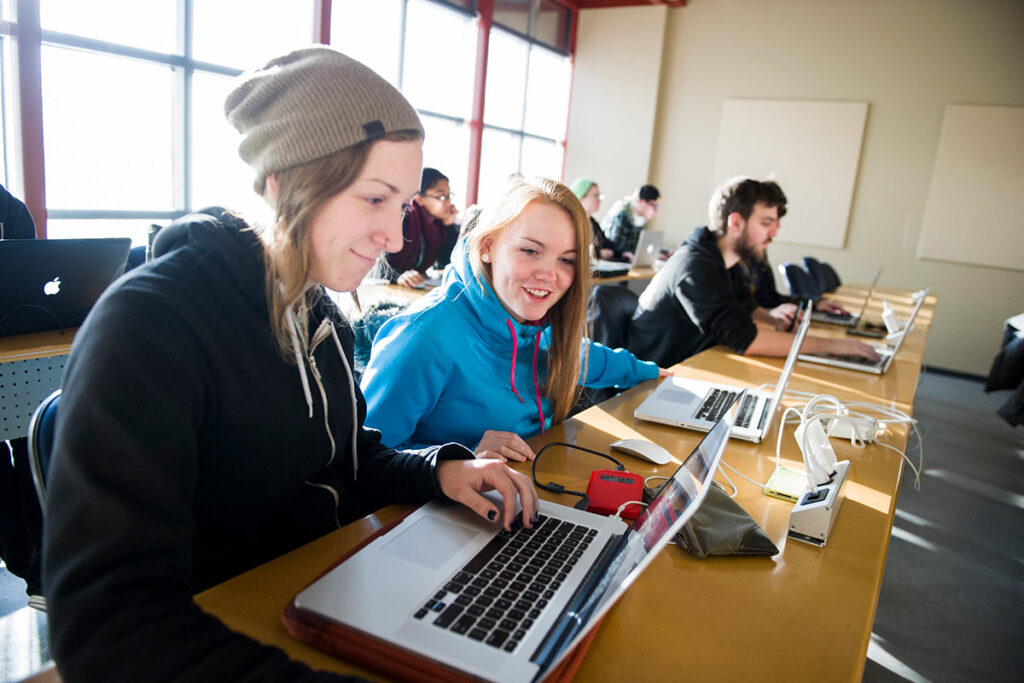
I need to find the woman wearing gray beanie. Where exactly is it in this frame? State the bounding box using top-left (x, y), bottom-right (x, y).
top-left (43, 47), bottom-right (538, 680)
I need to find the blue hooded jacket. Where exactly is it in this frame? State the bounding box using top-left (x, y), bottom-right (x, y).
top-left (361, 238), bottom-right (659, 450)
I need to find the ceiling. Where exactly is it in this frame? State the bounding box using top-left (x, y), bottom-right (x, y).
top-left (570, 1), bottom-right (687, 8)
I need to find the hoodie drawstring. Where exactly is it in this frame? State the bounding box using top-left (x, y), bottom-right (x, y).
top-left (286, 308), bottom-right (314, 418)
top-left (329, 322), bottom-right (360, 482)
top-left (505, 319), bottom-right (524, 403)
top-left (287, 307), bottom-right (360, 483)
top-left (531, 330), bottom-right (545, 436)
top-left (505, 318), bottom-right (547, 435)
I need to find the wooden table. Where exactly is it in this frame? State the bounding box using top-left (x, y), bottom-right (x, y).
top-left (196, 286), bottom-right (933, 681)
top-left (0, 328), bottom-right (76, 440)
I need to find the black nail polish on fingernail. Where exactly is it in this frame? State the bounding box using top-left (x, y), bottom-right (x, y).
top-left (487, 509), bottom-right (497, 521)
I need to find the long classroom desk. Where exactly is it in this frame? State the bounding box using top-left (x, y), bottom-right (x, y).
top-left (195, 286), bottom-right (934, 681)
top-left (0, 328), bottom-right (77, 441)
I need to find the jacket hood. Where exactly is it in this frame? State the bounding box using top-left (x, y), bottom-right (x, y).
top-left (153, 207), bottom-right (266, 300)
top-left (684, 225), bottom-right (724, 266)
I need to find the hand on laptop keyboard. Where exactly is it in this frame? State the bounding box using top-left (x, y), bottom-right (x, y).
top-left (436, 458), bottom-right (541, 531)
top-left (817, 338), bottom-right (881, 362)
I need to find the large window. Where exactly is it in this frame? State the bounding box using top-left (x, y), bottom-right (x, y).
top-left (1, 0), bottom-right (576, 241)
top-left (333, 0), bottom-right (477, 209)
top-left (478, 2), bottom-right (572, 202)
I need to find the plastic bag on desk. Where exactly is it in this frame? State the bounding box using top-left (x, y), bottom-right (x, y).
top-left (643, 482), bottom-right (778, 558)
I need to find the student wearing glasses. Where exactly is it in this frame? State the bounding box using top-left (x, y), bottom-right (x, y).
top-left (361, 175), bottom-right (667, 462)
top-left (386, 167), bottom-right (460, 287)
top-left (42, 48), bottom-right (537, 680)
top-left (600, 183), bottom-right (660, 260)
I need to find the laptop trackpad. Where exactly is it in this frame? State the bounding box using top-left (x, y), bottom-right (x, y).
top-left (381, 515), bottom-right (481, 570)
top-left (661, 386), bottom-right (701, 410)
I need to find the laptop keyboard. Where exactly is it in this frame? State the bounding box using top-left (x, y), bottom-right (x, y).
top-left (823, 353), bottom-right (882, 366)
top-left (734, 394), bottom-right (762, 429)
top-left (413, 514), bottom-right (598, 653)
top-left (696, 388), bottom-right (739, 423)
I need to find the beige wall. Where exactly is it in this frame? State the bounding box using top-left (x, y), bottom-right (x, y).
top-left (569, 0), bottom-right (1024, 376)
top-left (563, 6), bottom-right (667, 210)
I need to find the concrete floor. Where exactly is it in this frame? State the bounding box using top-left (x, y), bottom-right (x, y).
top-left (2, 371), bottom-right (1022, 682)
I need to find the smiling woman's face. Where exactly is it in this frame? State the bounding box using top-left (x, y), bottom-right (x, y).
top-left (306, 139), bottom-right (422, 292)
top-left (482, 200), bottom-right (578, 323)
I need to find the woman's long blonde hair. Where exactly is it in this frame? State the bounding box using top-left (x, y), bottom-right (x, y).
top-left (258, 130), bottom-right (422, 359)
top-left (465, 175), bottom-right (592, 423)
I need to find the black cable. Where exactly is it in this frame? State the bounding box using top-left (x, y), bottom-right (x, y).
top-left (530, 442), bottom-right (624, 510)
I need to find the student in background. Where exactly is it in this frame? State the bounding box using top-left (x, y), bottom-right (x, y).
top-left (601, 183), bottom-right (660, 260)
top-left (361, 175), bottom-right (666, 461)
top-left (43, 47), bottom-right (537, 681)
top-left (387, 167), bottom-right (459, 287)
top-left (569, 177), bottom-right (614, 260)
top-left (0, 184), bottom-right (36, 239)
top-left (627, 176), bottom-right (878, 368)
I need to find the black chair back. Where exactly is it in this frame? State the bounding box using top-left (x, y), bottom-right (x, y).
top-left (779, 262), bottom-right (821, 299)
top-left (28, 389), bottom-right (61, 510)
top-left (802, 256), bottom-right (828, 293)
top-left (587, 284), bottom-right (639, 349)
top-left (820, 262), bottom-right (842, 291)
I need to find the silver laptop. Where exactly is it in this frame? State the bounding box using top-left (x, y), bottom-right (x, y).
top-left (0, 237), bottom-right (131, 337)
top-left (811, 267), bottom-right (881, 328)
top-left (799, 288), bottom-right (928, 375)
top-left (592, 229), bottom-right (664, 273)
top-left (633, 302), bottom-right (812, 443)
top-left (290, 393), bottom-right (742, 682)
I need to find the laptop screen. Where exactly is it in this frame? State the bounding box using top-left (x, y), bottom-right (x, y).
top-left (534, 390), bottom-right (743, 671)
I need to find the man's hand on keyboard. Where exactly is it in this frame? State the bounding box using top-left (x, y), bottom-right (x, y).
top-left (814, 299), bottom-right (849, 315)
top-left (824, 338), bottom-right (881, 361)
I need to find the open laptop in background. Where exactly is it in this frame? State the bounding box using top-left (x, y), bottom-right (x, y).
top-left (592, 229), bottom-right (664, 277)
top-left (284, 392), bottom-right (743, 683)
top-left (811, 267), bottom-right (882, 330)
top-left (633, 302), bottom-right (812, 443)
top-left (799, 288), bottom-right (929, 375)
top-left (0, 237), bottom-right (131, 337)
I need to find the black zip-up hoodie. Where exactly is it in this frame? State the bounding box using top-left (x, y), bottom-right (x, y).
top-left (626, 226), bottom-right (758, 367)
top-left (43, 208), bottom-right (471, 681)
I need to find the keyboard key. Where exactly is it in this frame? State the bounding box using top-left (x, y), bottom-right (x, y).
top-left (463, 537), bottom-right (507, 574)
top-left (503, 640), bottom-right (519, 653)
top-left (468, 628), bottom-right (488, 641)
top-left (487, 630), bottom-right (510, 648)
top-left (434, 604), bottom-right (464, 628)
top-left (414, 608), bottom-right (428, 620)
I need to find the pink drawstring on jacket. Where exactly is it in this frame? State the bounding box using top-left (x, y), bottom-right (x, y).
top-left (505, 318), bottom-right (547, 436)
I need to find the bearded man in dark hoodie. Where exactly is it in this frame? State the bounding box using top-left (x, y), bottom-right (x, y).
top-left (626, 177), bottom-right (879, 368)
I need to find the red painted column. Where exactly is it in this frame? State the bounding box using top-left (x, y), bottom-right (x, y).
top-left (466, 0), bottom-right (493, 206)
top-left (15, 0), bottom-right (46, 236)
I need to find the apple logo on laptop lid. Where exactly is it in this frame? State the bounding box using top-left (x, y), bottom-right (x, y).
top-left (43, 276), bottom-right (61, 296)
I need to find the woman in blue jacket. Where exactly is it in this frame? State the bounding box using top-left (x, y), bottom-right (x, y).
top-left (362, 175), bottom-right (665, 461)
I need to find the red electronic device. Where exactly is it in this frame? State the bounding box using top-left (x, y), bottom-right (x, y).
top-left (586, 469), bottom-right (644, 518)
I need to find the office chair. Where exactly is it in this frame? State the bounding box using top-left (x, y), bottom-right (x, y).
top-left (802, 257), bottom-right (829, 294)
top-left (820, 262), bottom-right (842, 291)
top-left (587, 284), bottom-right (639, 349)
top-left (27, 389), bottom-right (61, 511)
top-left (25, 389), bottom-right (60, 612)
top-left (779, 262), bottom-right (820, 299)
top-left (576, 285), bottom-right (641, 412)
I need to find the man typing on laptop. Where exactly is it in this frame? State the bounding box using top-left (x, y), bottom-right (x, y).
top-left (627, 176), bottom-right (879, 367)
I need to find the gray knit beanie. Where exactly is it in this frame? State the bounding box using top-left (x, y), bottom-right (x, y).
top-left (224, 46), bottom-right (424, 190)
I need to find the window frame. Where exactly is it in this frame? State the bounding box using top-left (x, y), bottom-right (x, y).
top-left (0, 0), bottom-right (578, 237)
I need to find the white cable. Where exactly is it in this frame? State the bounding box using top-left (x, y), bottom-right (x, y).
top-left (614, 500), bottom-right (647, 520)
top-left (720, 460), bottom-right (768, 490)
